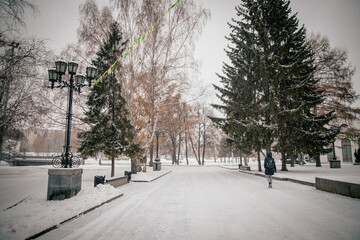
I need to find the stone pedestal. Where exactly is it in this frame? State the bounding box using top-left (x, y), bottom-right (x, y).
top-left (47, 168), bottom-right (83, 200)
top-left (329, 160), bottom-right (341, 168)
top-left (153, 161), bottom-right (161, 171)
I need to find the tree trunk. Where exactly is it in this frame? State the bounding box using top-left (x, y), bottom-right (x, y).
top-left (315, 154), bottom-right (321, 167)
top-left (149, 141), bottom-right (153, 167)
top-left (184, 113), bottom-right (189, 165)
top-left (198, 121), bottom-right (201, 165)
top-left (244, 155), bottom-right (248, 166)
top-left (177, 133), bottom-right (181, 165)
top-left (131, 158), bottom-right (137, 174)
top-left (173, 142), bottom-right (177, 165)
top-left (0, 131), bottom-right (4, 161)
top-left (281, 152), bottom-right (288, 171)
top-left (201, 112), bottom-right (207, 165)
top-left (290, 153), bottom-right (295, 167)
top-left (188, 131), bottom-right (201, 165)
top-left (202, 128), bottom-right (205, 166)
top-left (169, 132), bottom-right (176, 165)
top-left (257, 151), bottom-right (262, 172)
top-left (171, 135), bottom-right (177, 165)
top-left (111, 156), bottom-right (115, 177)
top-left (185, 130), bottom-right (188, 165)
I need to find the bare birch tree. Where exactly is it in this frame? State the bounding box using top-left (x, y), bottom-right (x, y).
top-left (72, 0), bottom-right (209, 164)
top-left (111, 0), bottom-right (209, 165)
top-left (308, 33), bottom-right (360, 132)
top-left (1, 36), bottom-right (51, 159)
top-left (0, 0), bottom-right (38, 34)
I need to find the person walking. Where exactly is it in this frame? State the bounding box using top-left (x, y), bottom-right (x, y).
top-left (354, 148), bottom-right (360, 165)
top-left (264, 151), bottom-right (276, 188)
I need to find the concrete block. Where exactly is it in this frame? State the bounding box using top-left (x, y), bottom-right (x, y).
top-left (329, 160), bottom-right (341, 168)
top-left (350, 184), bottom-right (360, 199)
top-left (334, 180), bottom-right (350, 196)
top-left (316, 177), bottom-right (360, 199)
top-left (47, 168), bottom-right (83, 201)
top-left (315, 178), bottom-right (335, 193)
top-left (153, 162), bottom-right (161, 171)
top-left (105, 176), bottom-right (128, 188)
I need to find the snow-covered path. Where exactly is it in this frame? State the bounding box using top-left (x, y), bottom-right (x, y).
top-left (39, 166), bottom-right (360, 240)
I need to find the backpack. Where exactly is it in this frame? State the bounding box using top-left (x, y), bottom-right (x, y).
top-left (266, 158), bottom-right (274, 169)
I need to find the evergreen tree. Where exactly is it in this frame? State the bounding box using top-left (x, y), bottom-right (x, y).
top-left (210, 1), bottom-right (272, 160)
top-left (78, 22), bottom-right (140, 177)
top-left (211, 0), bottom-right (337, 171)
top-left (259, 0), bottom-right (337, 170)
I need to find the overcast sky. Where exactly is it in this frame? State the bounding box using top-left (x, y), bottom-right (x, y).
top-left (24, 0), bottom-right (360, 106)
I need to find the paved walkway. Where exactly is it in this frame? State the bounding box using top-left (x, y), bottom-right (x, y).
top-left (39, 166), bottom-right (360, 240)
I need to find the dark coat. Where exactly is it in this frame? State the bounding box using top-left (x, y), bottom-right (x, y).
top-left (264, 152), bottom-right (276, 175)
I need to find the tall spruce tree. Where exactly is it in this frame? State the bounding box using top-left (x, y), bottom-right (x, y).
top-left (78, 22), bottom-right (140, 177)
top-left (211, 0), bottom-right (337, 171)
top-left (211, 1), bottom-right (272, 166)
top-left (259, 0), bottom-right (337, 170)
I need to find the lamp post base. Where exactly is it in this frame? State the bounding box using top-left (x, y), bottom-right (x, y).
top-left (329, 160), bottom-right (341, 168)
top-left (47, 168), bottom-right (83, 200)
top-left (153, 161), bottom-right (161, 171)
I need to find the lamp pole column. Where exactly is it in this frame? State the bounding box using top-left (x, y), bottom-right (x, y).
top-left (63, 74), bottom-right (75, 168)
top-left (153, 130), bottom-right (161, 171)
top-left (155, 131), bottom-right (160, 162)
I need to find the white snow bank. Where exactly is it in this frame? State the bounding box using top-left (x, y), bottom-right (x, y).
top-left (0, 161), bottom-right (10, 167)
top-left (0, 184), bottom-right (122, 240)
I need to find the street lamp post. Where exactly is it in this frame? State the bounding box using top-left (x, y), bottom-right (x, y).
top-left (329, 127), bottom-right (339, 168)
top-left (329, 124), bottom-right (348, 169)
top-left (153, 130), bottom-right (162, 171)
top-left (155, 130), bottom-right (160, 162)
top-left (48, 60), bottom-right (96, 168)
top-left (332, 141), bottom-right (337, 161)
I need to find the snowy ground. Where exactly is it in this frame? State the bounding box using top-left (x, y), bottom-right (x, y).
top-left (0, 159), bottom-right (360, 239)
top-left (38, 166), bottom-right (360, 240)
top-left (0, 159), bottom-right (168, 239)
top-left (228, 161), bottom-right (360, 184)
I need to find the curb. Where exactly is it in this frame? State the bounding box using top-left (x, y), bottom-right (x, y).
top-left (132, 170), bottom-right (172, 183)
top-left (26, 193), bottom-right (124, 240)
top-left (316, 177), bottom-right (360, 199)
top-left (238, 170), bottom-right (315, 187)
top-left (218, 166), bottom-right (239, 170)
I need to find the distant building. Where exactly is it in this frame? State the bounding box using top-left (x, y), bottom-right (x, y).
top-left (321, 117), bottom-right (360, 164)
